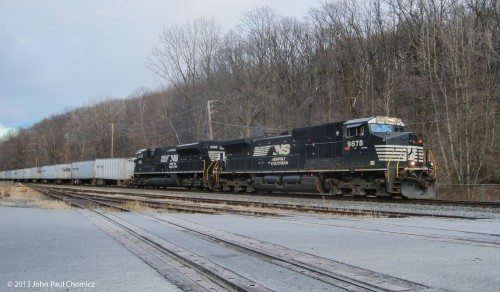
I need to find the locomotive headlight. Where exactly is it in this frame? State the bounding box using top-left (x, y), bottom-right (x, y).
top-left (408, 160), bottom-right (417, 167)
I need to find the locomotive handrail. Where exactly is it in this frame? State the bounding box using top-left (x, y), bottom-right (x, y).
top-left (386, 148), bottom-right (405, 179)
top-left (202, 160), bottom-right (207, 183)
top-left (386, 148), bottom-right (396, 169)
top-left (386, 148), bottom-right (404, 193)
top-left (395, 150), bottom-right (405, 178)
top-left (386, 148), bottom-right (397, 183)
top-left (216, 160), bottom-right (221, 183)
top-left (212, 160), bottom-right (221, 183)
top-left (385, 148), bottom-right (395, 191)
top-left (429, 149), bottom-right (438, 179)
top-left (206, 160), bottom-right (215, 183)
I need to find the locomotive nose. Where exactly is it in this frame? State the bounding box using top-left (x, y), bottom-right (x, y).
top-left (385, 132), bottom-right (422, 147)
top-left (408, 132), bottom-right (423, 146)
top-left (385, 132), bottom-right (410, 146)
top-left (383, 132), bottom-right (425, 167)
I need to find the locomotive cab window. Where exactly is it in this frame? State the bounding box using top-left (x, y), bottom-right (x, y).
top-left (344, 124), bottom-right (365, 138)
top-left (394, 125), bottom-right (404, 132)
top-left (370, 124), bottom-right (405, 134)
top-left (370, 124), bottom-right (391, 133)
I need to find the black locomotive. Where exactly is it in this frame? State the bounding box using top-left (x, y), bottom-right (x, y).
top-left (133, 116), bottom-right (437, 199)
top-left (134, 141), bottom-right (225, 189)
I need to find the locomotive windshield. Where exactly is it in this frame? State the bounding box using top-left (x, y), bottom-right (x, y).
top-left (370, 124), bottom-right (404, 133)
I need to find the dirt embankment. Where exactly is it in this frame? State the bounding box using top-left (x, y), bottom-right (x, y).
top-left (0, 183), bottom-right (70, 209)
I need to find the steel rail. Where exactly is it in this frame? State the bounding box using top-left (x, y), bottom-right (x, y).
top-left (36, 185), bottom-right (483, 219)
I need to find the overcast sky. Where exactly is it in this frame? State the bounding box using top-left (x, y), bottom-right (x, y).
top-left (0, 0), bottom-right (313, 138)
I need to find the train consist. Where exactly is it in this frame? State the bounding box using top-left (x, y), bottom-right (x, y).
top-left (0, 116), bottom-right (437, 199)
top-left (0, 158), bottom-right (135, 186)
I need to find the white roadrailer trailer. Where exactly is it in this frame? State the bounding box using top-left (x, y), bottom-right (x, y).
top-left (54, 164), bottom-right (72, 183)
top-left (41, 165), bottom-right (56, 182)
top-left (94, 158), bottom-right (135, 186)
top-left (71, 160), bottom-right (95, 184)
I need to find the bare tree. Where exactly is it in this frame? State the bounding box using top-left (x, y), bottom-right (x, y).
top-left (149, 17), bottom-right (223, 141)
top-left (158, 89), bottom-right (181, 144)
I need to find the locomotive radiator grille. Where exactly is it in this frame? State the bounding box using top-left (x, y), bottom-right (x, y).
top-left (253, 146), bottom-right (273, 157)
top-left (208, 151), bottom-right (225, 161)
top-left (375, 145), bottom-right (424, 162)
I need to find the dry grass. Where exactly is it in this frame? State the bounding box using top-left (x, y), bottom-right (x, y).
top-left (0, 183), bottom-right (70, 209)
top-left (122, 200), bottom-right (154, 211)
top-left (32, 200), bottom-right (70, 209)
top-left (354, 210), bottom-right (390, 219)
top-left (306, 209), bottom-right (390, 219)
top-left (9, 184), bottom-right (46, 200)
top-left (0, 182), bottom-right (13, 198)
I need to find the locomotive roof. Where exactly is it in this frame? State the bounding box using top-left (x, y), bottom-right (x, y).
top-left (135, 148), bottom-right (148, 155)
top-left (344, 117), bottom-right (373, 125)
top-left (344, 116), bottom-right (404, 127)
top-left (176, 140), bottom-right (223, 155)
top-left (253, 134), bottom-right (292, 142)
top-left (135, 147), bottom-right (176, 155)
top-left (221, 138), bottom-right (253, 147)
top-left (176, 140), bottom-right (221, 148)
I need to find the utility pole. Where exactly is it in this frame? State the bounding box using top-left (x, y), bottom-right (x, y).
top-left (110, 123), bottom-right (114, 158)
top-left (207, 101), bottom-right (213, 140)
top-left (64, 133), bottom-right (69, 164)
top-left (207, 100), bottom-right (218, 140)
top-left (34, 137), bottom-right (39, 167)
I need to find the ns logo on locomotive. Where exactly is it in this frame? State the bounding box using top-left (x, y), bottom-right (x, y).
top-left (133, 116), bottom-right (437, 199)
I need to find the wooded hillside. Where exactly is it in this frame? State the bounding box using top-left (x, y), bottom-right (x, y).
top-left (1, 0), bottom-right (498, 184)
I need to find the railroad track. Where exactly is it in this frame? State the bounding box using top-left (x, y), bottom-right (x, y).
top-left (31, 185), bottom-right (482, 219)
top-left (37, 189), bottom-right (268, 291)
top-left (39, 186), bottom-right (500, 248)
top-left (38, 185), bottom-right (500, 247)
top-left (33, 185), bottom-right (439, 292)
top-left (405, 199), bottom-right (500, 208)
top-left (32, 183), bottom-right (500, 209)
